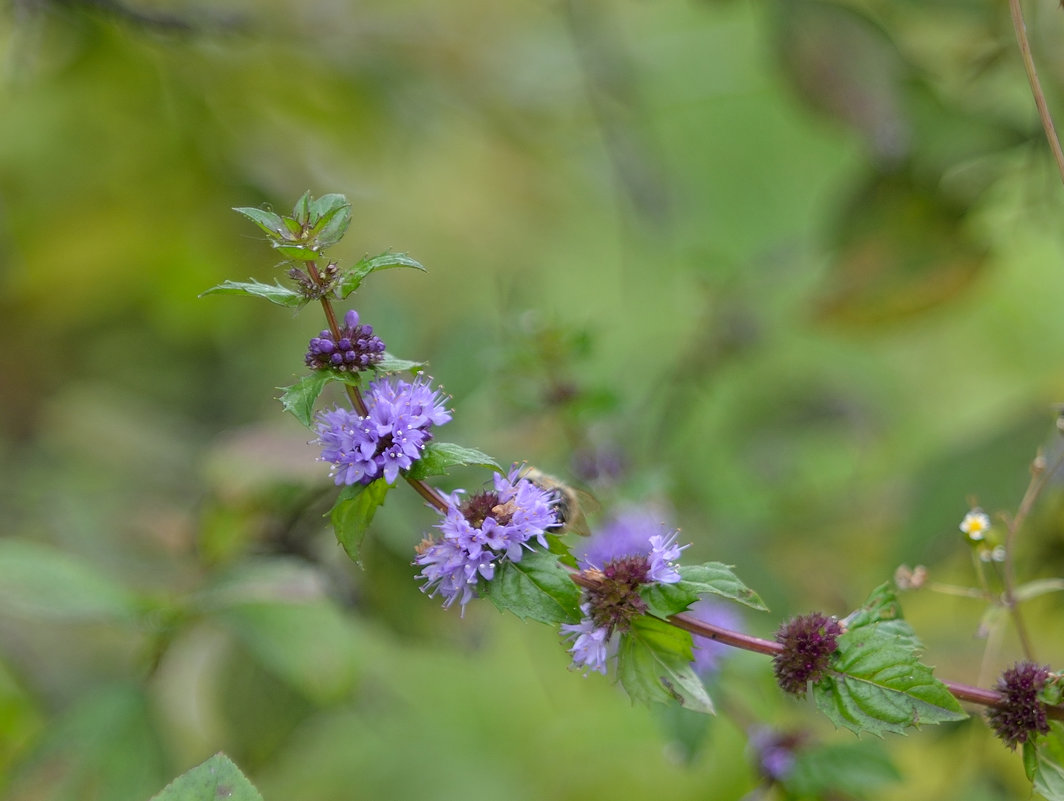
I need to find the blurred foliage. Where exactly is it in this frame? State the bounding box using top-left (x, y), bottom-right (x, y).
top-left (3, 0), bottom-right (1064, 798)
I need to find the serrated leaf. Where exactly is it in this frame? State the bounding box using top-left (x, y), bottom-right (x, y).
top-left (812, 627), bottom-right (967, 736)
top-left (233, 206), bottom-right (286, 238)
top-left (0, 539), bottom-right (140, 622)
top-left (151, 753), bottom-right (263, 801)
top-left (339, 252), bottom-right (427, 297)
top-left (481, 549), bottom-right (582, 624)
top-left (617, 616), bottom-right (714, 714)
top-left (843, 582), bottom-right (921, 649)
top-left (330, 479), bottom-right (391, 564)
top-left (641, 562), bottom-right (767, 618)
top-left (375, 352), bottom-right (425, 373)
top-left (405, 442), bottom-right (501, 480)
top-left (279, 372), bottom-right (335, 428)
top-left (199, 279), bottom-right (305, 308)
top-left (1027, 724), bottom-right (1064, 801)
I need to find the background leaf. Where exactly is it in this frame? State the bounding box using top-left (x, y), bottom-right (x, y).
top-left (151, 753), bottom-right (264, 801)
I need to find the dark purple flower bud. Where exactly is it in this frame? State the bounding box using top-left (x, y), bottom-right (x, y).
top-left (987, 661), bottom-right (1052, 749)
top-left (305, 309), bottom-right (386, 372)
top-left (772, 612), bottom-right (843, 697)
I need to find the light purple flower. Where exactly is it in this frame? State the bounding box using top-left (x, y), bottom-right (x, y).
top-left (315, 375), bottom-right (450, 486)
top-left (414, 465), bottom-right (560, 613)
top-left (561, 603), bottom-right (610, 675)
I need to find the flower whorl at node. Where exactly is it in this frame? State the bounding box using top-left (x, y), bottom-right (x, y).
top-left (414, 466), bottom-right (560, 614)
top-left (562, 518), bottom-right (688, 675)
top-left (315, 375), bottom-right (450, 485)
top-left (987, 661), bottom-right (1052, 749)
top-left (306, 309), bottom-right (386, 372)
top-left (772, 613), bottom-right (843, 697)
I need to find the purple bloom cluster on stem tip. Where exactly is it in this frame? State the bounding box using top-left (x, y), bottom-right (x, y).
top-left (987, 661), bottom-right (1052, 749)
top-left (306, 309), bottom-right (386, 372)
top-left (563, 508), bottom-right (688, 675)
top-left (315, 375), bottom-right (451, 485)
top-left (414, 466), bottom-right (560, 614)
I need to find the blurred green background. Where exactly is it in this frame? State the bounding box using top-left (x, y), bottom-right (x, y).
top-left (3, 0), bottom-right (1064, 798)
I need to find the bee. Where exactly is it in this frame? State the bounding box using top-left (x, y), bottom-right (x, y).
top-left (519, 466), bottom-right (597, 536)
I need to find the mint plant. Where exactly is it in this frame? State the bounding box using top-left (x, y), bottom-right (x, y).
top-left (184, 184), bottom-right (1064, 800)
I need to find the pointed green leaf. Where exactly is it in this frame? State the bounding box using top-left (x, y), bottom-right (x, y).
top-left (279, 372), bottom-right (334, 428)
top-left (641, 562), bottom-right (767, 618)
top-left (0, 539), bottom-right (140, 622)
top-left (375, 352), bottom-right (425, 373)
top-left (481, 549), bottom-right (582, 624)
top-left (1026, 724), bottom-right (1064, 801)
top-left (233, 206), bottom-right (286, 238)
top-left (617, 615), bottom-right (714, 714)
top-left (310, 203), bottom-right (352, 249)
top-left (812, 626), bottom-right (967, 736)
top-left (273, 243), bottom-right (323, 261)
top-left (151, 753), bottom-right (263, 801)
top-left (405, 442), bottom-right (501, 480)
top-left (292, 191), bottom-right (312, 224)
top-left (339, 252), bottom-right (427, 297)
top-left (200, 279), bottom-right (305, 308)
top-left (330, 479), bottom-right (391, 564)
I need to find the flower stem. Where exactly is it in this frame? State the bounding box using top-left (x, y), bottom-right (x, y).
top-left (1008, 0), bottom-right (1064, 185)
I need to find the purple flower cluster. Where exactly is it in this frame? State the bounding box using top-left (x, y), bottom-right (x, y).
top-left (315, 375), bottom-right (451, 485)
top-left (306, 309), bottom-right (385, 372)
top-left (772, 612), bottom-right (843, 697)
top-left (415, 466), bottom-right (560, 613)
top-left (562, 509), bottom-right (688, 675)
top-left (987, 661), bottom-right (1052, 749)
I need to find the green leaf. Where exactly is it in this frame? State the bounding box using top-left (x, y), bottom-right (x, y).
top-left (272, 243), bottom-right (323, 261)
top-left (199, 279), bottom-right (305, 308)
top-left (842, 582), bottom-right (921, 649)
top-left (784, 740), bottom-right (901, 798)
top-left (481, 549), bottom-right (582, 624)
top-left (339, 251), bottom-right (427, 297)
top-left (405, 442), bottom-right (501, 480)
top-left (617, 616), bottom-right (714, 714)
top-left (279, 372), bottom-right (336, 428)
top-left (812, 626), bottom-right (967, 736)
top-left (292, 191), bottom-right (311, 225)
top-left (641, 562), bottom-right (767, 618)
top-left (330, 479), bottom-right (392, 564)
top-left (151, 753), bottom-right (263, 801)
top-left (1026, 724), bottom-right (1064, 801)
top-left (375, 352), bottom-right (425, 373)
top-left (215, 600), bottom-right (363, 703)
top-left (0, 539), bottom-right (140, 622)
top-left (1016, 578), bottom-right (1064, 603)
top-left (232, 206), bottom-right (286, 238)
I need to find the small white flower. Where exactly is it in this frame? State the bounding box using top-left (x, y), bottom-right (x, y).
top-left (960, 509), bottom-right (991, 542)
